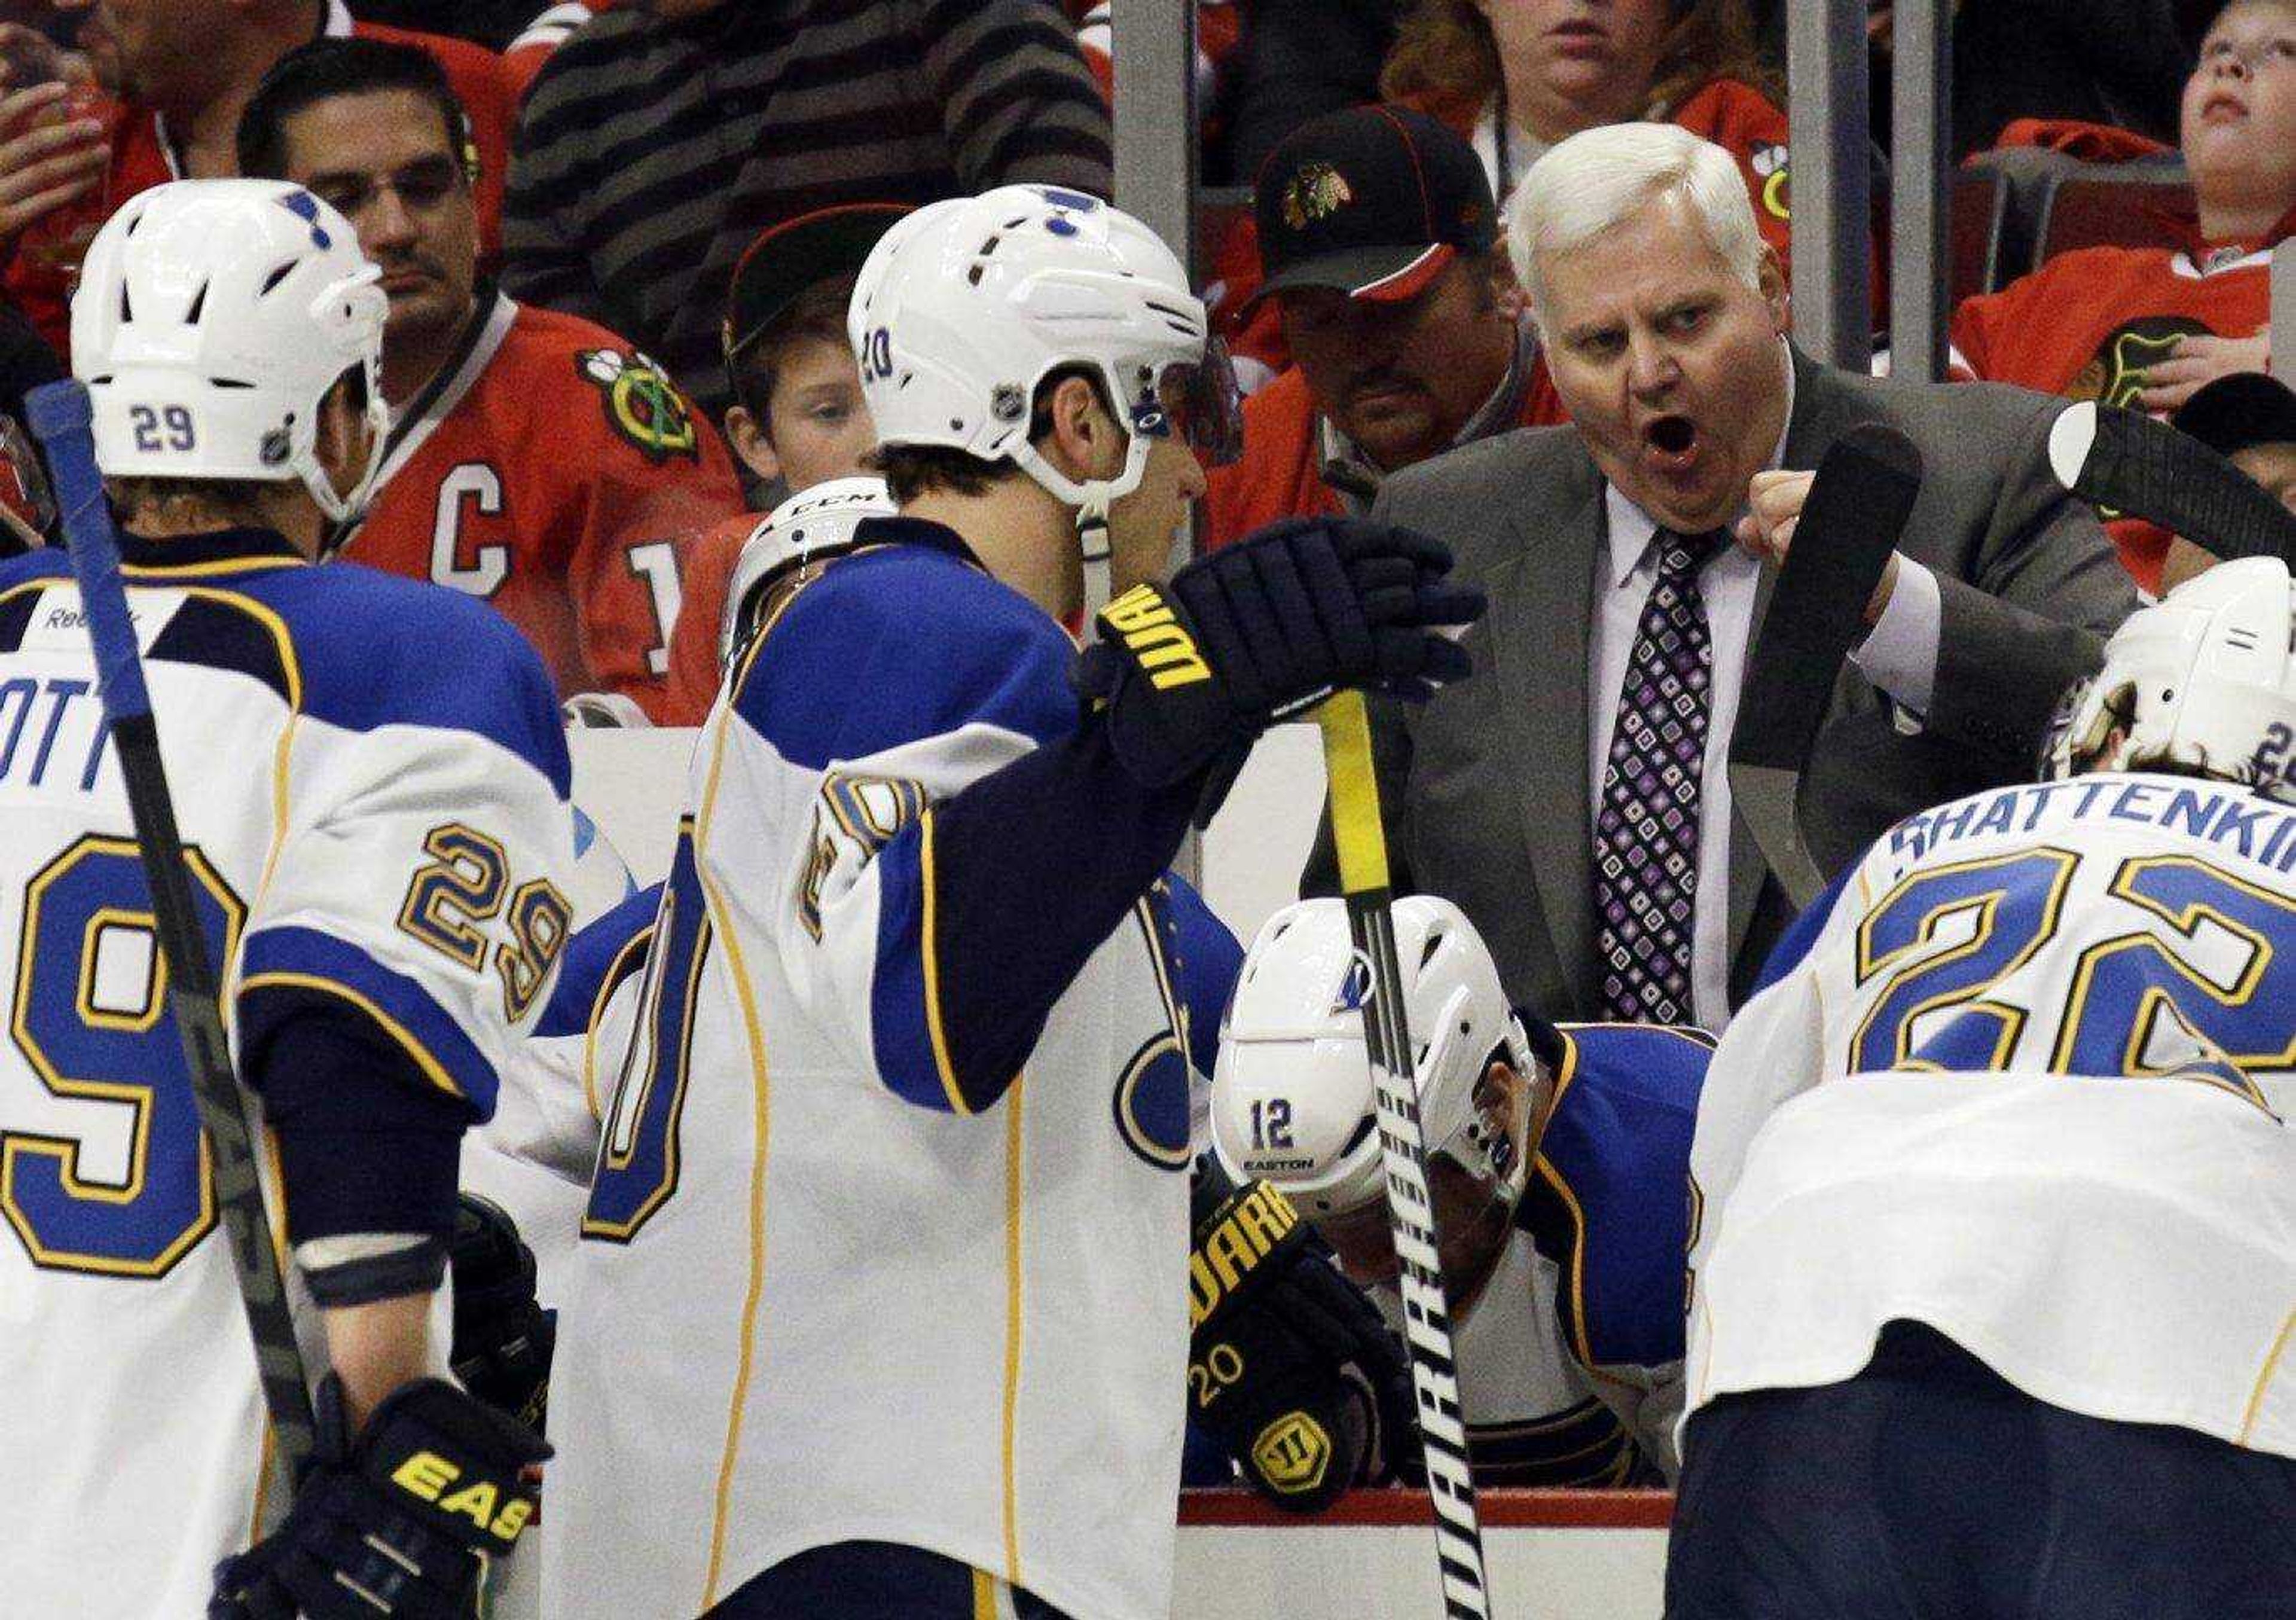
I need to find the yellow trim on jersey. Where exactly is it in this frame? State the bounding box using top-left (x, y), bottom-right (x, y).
top-left (233, 971), bottom-right (468, 1100)
top-left (915, 807), bottom-right (973, 1116)
top-left (580, 923), bottom-right (657, 1124)
top-left (1001, 1070), bottom-right (1027, 1588)
top-left (120, 556), bottom-right (307, 580)
top-left (692, 697), bottom-right (775, 1608)
top-left (2240, 1305), bottom-right (2296, 1447)
top-left (972, 1568), bottom-right (996, 1620)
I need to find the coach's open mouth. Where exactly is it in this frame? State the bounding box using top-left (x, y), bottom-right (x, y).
top-left (1643, 413), bottom-right (1700, 471)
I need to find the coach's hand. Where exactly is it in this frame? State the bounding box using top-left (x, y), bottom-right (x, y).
top-left (1076, 515), bottom-right (1483, 789)
top-left (210, 1375), bottom-right (549, 1619)
top-left (1189, 1179), bottom-right (1418, 1515)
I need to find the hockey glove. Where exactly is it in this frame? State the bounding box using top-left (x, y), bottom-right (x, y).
top-left (209, 1375), bottom-right (550, 1620)
top-left (1076, 515), bottom-right (1483, 789)
top-left (448, 1192), bottom-right (556, 1435)
top-left (1189, 1177), bottom-right (1418, 1514)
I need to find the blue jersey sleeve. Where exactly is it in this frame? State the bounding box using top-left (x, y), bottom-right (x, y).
top-left (1163, 874), bottom-right (1241, 1077)
top-left (1521, 1023), bottom-right (1715, 1373)
top-left (729, 538), bottom-right (1201, 1115)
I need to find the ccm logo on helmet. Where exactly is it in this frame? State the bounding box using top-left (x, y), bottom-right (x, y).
top-left (1188, 1180), bottom-right (1300, 1330)
top-left (1104, 585), bottom-right (1212, 690)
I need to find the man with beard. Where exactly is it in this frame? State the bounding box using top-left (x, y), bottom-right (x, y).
top-left (240, 36), bottom-right (743, 716)
top-left (1322, 121), bottom-right (2135, 1029)
top-left (1205, 104), bottom-right (1559, 549)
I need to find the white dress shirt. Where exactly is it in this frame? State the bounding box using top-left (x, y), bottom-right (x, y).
top-left (1587, 348), bottom-right (1943, 1029)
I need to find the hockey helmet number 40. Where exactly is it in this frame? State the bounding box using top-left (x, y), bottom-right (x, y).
top-left (847, 185), bottom-right (1241, 531)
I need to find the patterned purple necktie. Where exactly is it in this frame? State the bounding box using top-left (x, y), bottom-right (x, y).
top-left (1594, 527), bottom-right (1727, 1025)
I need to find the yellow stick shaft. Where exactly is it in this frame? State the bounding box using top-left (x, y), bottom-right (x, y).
top-left (1316, 690), bottom-right (1391, 896)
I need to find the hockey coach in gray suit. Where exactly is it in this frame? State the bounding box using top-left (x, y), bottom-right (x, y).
top-left (1308, 122), bottom-right (2138, 1030)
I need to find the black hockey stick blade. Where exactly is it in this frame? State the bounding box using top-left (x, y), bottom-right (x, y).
top-left (1729, 423), bottom-right (1924, 907)
top-left (2049, 400), bottom-right (2296, 565)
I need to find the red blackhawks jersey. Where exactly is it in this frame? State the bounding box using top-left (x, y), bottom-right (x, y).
top-left (1949, 238), bottom-right (2277, 591)
top-left (4, 1), bottom-right (514, 362)
top-left (340, 291), bottom-right (744, 717)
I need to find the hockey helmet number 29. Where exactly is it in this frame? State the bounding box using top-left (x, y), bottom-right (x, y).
top-left (70, 179), bottom-right (390, 524)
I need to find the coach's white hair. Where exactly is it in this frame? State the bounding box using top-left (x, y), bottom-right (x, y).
top-left (1507, 123), bottom-right (1766, 331)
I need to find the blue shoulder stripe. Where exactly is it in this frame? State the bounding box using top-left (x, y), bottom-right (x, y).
top-left (0, 548), bottom-right (569, 794)
top-left (733, 544), bottom-right (1077, 771)
top-left (238, 925), bottom-right (500, 1118)
top-left (1523, 1022), bottom-right (1712, 1371)
top-left (536, 880), bottom-right (662, 1041)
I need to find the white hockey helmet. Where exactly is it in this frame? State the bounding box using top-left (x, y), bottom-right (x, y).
top-left (71, 179), bottom-right (389, 524)
top-left (2042, 557), bottom-right (2296, 801)
top-left (846, 185), bottom-right (1239, 598)
top-left (1210, 896), bottom-right (1537, 1220)
top-left (717, 474), bottom-right (897, 665)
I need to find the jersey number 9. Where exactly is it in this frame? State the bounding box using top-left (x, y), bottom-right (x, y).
top-left (2, 837), bottom-right (243, 1277)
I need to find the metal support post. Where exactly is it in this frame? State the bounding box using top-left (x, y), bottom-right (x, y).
top-left (1788, 0), bottom-right (1874, 370)
top-left (1889, 0), bottom-right (1953, 380)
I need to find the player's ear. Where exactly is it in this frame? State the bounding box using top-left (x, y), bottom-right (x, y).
top-left (724, 404), bottom-right (782, 486)
top-left (1037, 372), bottom-right (1121, 483)
top-left (312, 372), bottom-right (370, 487)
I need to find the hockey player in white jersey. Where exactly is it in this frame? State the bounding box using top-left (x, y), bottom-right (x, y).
top-left (1213, 896), bottom-right (1709, 1482)
top-left (1668, 557), bottom-right (2296, 1619)
top-left (0, 181), bottom-right (574, 1616)
top-left (543, 183), bottom-right (1482, 1620)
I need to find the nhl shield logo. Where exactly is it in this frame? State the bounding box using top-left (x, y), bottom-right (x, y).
top-left (1280, 162), bottom-right (1354, 232)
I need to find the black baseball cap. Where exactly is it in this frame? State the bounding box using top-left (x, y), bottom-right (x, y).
top-left (722, 202), bottom-right (909, 377)
top-left (2171, 371), bottom-right (2296, 456)
top-left (1246, 103), bottom-right (1498, 312)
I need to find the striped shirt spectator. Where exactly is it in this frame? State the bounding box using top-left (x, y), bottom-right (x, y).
top-left (503, 0), bottom-right (1113, 420)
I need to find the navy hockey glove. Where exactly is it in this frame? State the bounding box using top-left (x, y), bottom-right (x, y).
top-left (449, 1192), bottom-right (555, 1435)
top-left (1189, 1178), bottom-right (1418, 1514)
top-left (1077, 515), bottom-right (1483, 789)
top-left (209, 1375), bottom-right (549, 1620)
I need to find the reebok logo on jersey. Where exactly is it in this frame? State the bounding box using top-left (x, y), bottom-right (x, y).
top-left (1188, 1180), bottom-right (1299, 1330)
top-left (1103, 585), bottom-right (1212, 689)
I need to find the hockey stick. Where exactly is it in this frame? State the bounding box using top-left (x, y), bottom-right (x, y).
top-left (2048, 400), bottom-right (2296, 565)
top-left (1728, 423), bottom-right (1925, 908)
top-left (1316, 690), bottom-right (1492, 1620)
top-left (25, 380), bottom-right (318, 1484)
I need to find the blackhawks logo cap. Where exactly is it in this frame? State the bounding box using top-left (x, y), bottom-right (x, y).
top-left (1247, 103), bottom-right (1497, 312)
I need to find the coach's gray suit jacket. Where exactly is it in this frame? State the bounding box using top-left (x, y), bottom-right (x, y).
top-left (1308, 344), bottom-right (2139, 1018)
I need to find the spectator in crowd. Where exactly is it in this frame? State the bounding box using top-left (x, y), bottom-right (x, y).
top-left (1319, 123), bottom-right (2134, 1027)
top-left (657, 200), bottom-right (906, 723)
top-left (1204, 106), bottom-right (1553, 548)
top-left (1220, 0), bottom-right (1402, 185)
top-left (0, 0), bottom-right (514, 360)
top-left (2172, 369), bottom-right (2296, 513)
top-left (504, 0), bottom-right (1113, 422)
top-left (241, 36), bottom-right (743, 716)
top-left (1855, 0), bottom-right (2192, 159)
top-left (501, 0), bottom-right (603, 97)
top-left (1382, 1), bottom-right (1802, 270)
top-left (346, 0), bottom-right (536, 48)
top-left (1948, 0), bottom-right (2292, 588)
